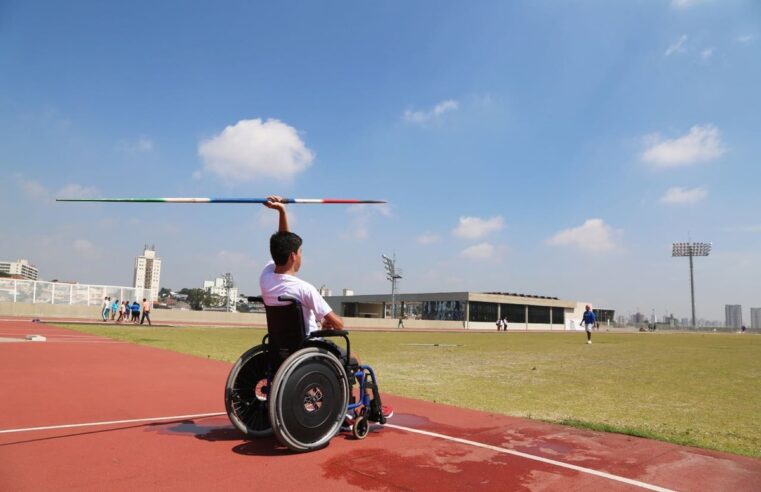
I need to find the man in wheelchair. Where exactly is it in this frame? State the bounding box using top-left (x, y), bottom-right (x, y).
top-left (224, 196), bottom-right (392, 452)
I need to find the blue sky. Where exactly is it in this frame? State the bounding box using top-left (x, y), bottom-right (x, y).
top-left (1, 0), bottom-right (759, 321)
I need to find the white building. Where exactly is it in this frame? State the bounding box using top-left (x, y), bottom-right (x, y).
top-left (133, 246), bottom-right (161, 302)
top-left (0, 259), bottom-right (39, 280)
top-left (203, 276), bottom-right (238, 312)
top-left (725, 304), bottom-right (742, 329)
top-left (750, 308), bottom-right (761, 330)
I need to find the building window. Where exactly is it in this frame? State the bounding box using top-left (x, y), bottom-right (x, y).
top-left (403, 301), bottom-right (423, 320)
top-left (551, 307), bottom-right (565, 324)
top-left (422, 301), bottom-right (465, 321)
top-left (469, 302), bottom-right (498, 322)
top-left (528, 306), bottom-right (550, 324)
top-left (343, 303), bottom-right (357, 317)
top-left (500, 303), bottom-right (526, 323)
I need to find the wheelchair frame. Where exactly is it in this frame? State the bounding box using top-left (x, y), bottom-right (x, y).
top-left (225, 295), bottom-right (386, 452)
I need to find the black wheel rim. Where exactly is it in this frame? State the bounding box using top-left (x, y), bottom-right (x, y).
top-left (231, 351), bottom-right (272, 432)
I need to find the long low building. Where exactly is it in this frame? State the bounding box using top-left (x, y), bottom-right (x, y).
top-left (325, 291), bottom-right (603, 330)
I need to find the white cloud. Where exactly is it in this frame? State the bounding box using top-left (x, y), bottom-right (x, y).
top-left (453, 216), bottom-right (504, 239)
top-left (661, 186), bottom-right (708, 204)
top-left (671, 0), bottom-right (708, 9)
top-left (72, 239), bottom-right (95, 254)
top-left (403, 99), bottom-right (459, 125)
top-left (737, 34), bottom-right (754, 44)
top-left (665, 35), bottom-right (688, 56)
top-left (641, 124), bottom-right (726, 167)
top-left (341, 205), bottom-right (389, 241)
top-left (700, 47), bottom-right (715, 60)
top-left (547, 219), bottom-right (619, 253)
top-left (460, 242), bottom-right (495, 261)
top-left (198, 118), bottom-right (314, 182)
top-left (56, 184), bottom-right (99, 199)
top-left (730, 225), bottom-right (761, 233)
top-left (417, 233), bottom-right (440, 245)
top-left (120, 137), bottom-right (154, 153)
top-left (15, 175), bottom-right (49, 200)
top-left (215, 250), bottom-right (257, 269)
top-left (254, 207), bottom-right (298, 230)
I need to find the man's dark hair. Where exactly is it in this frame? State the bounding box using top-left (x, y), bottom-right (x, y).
top-left (270, 231), bottom-right (303, 266)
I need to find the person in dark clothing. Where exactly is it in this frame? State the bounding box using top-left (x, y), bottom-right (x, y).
top-left (582, 305), bottom-right (596, 344)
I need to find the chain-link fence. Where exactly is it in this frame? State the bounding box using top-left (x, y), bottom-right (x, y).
top-left (0, 279), bottom-right (147, 306)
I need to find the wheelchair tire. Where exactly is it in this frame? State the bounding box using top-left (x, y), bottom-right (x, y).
top-left (225, 344), bottom-right (273, 437)
top-left (269, 347), bottom-right (349, 452)
top-left (352, 415), bottom-right (369, 440)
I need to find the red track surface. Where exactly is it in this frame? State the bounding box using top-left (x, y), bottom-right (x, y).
top-left (1, 319), bottom-right (759, 491)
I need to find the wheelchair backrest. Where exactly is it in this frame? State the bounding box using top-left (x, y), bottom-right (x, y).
top-left (264, 296), bottom-right (308, 366)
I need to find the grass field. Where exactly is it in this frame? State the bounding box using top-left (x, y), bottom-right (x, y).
top-left (57, 324), bottom-right (761, 458)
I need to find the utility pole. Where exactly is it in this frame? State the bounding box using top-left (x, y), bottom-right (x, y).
top-left (381, 254), bottom-right (402, 319)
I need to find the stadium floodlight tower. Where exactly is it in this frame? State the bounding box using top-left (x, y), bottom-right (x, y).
top-left (381, 254), bottom-right (402, 319)
top-left (672, 242), bottom-right (711, 328)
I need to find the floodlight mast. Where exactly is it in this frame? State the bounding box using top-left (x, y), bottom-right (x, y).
top-left (381, 254), bottom-right (402, 319)
top-left (671, 242), bottom-right (712, 328)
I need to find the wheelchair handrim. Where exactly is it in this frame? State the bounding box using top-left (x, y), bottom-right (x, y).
top-left (269, 348), bottom-right (349, 452)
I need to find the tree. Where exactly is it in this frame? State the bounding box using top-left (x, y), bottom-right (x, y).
top-left (185, 289), bottom-right (207, 311)
top-left (158, 287), bottom-right (171, 299)
top-left (184, 288), bottom-right (225, 310)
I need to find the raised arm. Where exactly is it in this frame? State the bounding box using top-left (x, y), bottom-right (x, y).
top-left (264, 195), bottom-right (289, 232)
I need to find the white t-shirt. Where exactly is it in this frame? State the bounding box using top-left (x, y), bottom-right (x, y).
top-left (259, 261), bottom-right (333, 333)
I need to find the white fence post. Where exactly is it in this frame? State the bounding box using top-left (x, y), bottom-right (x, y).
top-left (51, 283), bottom-right (55, 304)
top-left (13, 279), bottom-right (17, 303)
top-left (32, 281), bottom-right (37, 303)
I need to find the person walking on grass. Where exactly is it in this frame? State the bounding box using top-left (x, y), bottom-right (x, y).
top-left (140, 298), bottom-right (152, 325)
top-left (111, 298), bottom-right (119, 321)
top-left (582, 305), bottom-right (596, 344)
top-left (501, 316), bottom-right (508, 332)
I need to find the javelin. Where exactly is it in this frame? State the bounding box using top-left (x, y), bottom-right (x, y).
top-left (56, 197), bottom-right (386, 204)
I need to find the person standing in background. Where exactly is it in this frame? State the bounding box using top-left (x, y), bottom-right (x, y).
top-left (140, 298), bottom-right (152, 325)
top-left (582, 305), bottom-right (596, 344)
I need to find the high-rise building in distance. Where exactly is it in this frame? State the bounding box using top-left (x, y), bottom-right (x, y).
top-left (134, 246), bottom-right (161, 301)
top-left (724, 304), bottom-right (742, 328)
top-left (751, 308), bottom-right (761, 330)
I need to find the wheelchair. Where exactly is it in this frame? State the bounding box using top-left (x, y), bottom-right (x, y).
top-left (224, 295), bottom-right (388, 452)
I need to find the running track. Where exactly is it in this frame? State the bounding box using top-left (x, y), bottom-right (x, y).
top-left (1, 319), bottom-right (759, 491)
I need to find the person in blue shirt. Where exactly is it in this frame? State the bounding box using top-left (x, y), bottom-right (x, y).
top-left (582, 305), bottom-right (596, 344)
top-left (130, 301), bottom-right (141, 323)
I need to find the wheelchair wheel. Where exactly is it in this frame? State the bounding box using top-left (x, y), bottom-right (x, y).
top-left (352, 414), bottom-right (370, 440)
top-left (269, 347), bottom-right (349, 452)
top-left (225, 344), bottom-right (273, 437)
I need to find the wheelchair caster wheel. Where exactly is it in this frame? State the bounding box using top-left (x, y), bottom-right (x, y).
top-left (352, 415), bottom-right (370, 440)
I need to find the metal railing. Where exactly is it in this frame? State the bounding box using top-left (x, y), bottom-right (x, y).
top-left (0, 279), bottom-right (147, 306)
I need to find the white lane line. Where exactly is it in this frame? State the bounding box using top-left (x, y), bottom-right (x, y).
top-left (385, 424), bottom-right (675, 492)
top-left (0, 412), bottom-right (673, 491)
top-left (0, 412), bottom-right (226, 435)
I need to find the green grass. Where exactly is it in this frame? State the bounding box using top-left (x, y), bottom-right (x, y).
top-left (55, 324), bottom-right (761, 458)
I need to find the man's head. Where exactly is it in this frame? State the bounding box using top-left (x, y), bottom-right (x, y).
top-left (270, 231), bottom-right (303, 270)
top-left (585, 305), bottom-right (591, 311)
